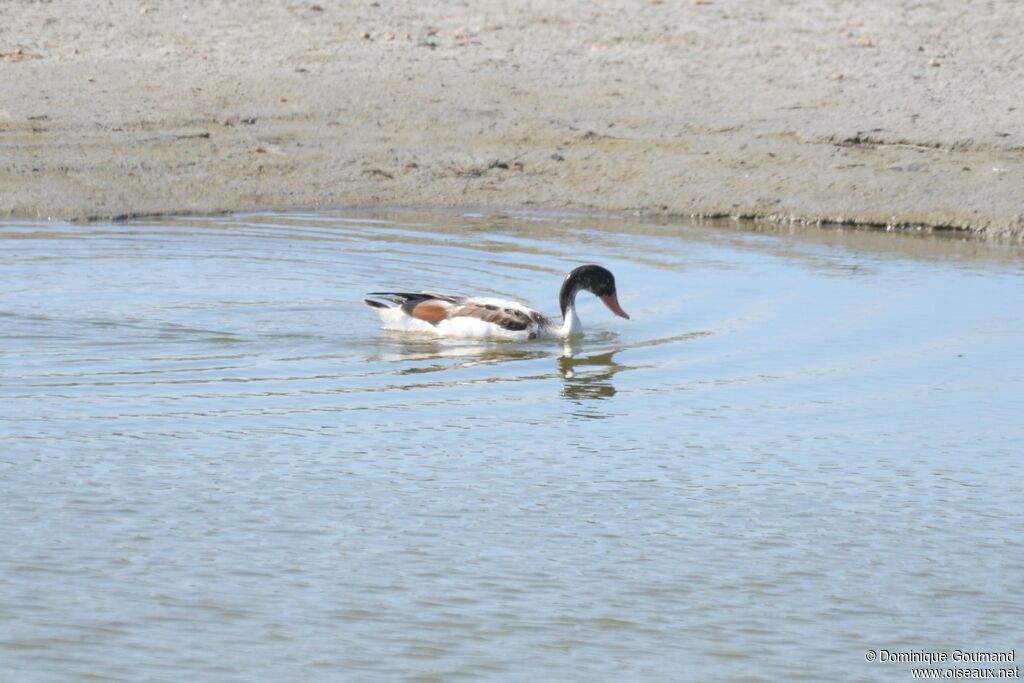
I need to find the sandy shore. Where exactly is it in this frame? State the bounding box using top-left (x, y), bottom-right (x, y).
top-left (2, 0), bottom-right (1022, 235)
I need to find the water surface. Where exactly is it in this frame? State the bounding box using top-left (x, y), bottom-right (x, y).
top-left (2, 210), bottom-right (1023, 682)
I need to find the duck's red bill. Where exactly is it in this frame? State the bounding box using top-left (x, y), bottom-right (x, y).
top-left (601, 294), bottom-right (630, 319)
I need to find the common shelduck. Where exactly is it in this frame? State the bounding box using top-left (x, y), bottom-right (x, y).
top-left (363, 264), bottom-right (629, 339)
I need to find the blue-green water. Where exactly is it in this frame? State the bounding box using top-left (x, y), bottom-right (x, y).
top-left (2, 211), bottom-right (1022, 682)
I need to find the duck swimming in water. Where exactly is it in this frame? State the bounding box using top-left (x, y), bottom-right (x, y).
top-left (363, 264), bottom-right (629, 340)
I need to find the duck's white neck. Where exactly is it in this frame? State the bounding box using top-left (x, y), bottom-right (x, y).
top-left (555, 304), bottom-right (583, 338)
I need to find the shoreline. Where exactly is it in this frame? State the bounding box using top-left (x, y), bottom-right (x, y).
top-left (71, 206), bottom-right (1011, 238)
top-left (3, 0), bottom-right (1023, 236)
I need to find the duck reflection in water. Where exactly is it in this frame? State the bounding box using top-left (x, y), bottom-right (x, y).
top-left (559, 346), bottom-right (622, 401)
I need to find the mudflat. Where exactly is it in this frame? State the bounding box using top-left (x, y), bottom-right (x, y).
top-left (2, 0), bottom-right (1022, 235)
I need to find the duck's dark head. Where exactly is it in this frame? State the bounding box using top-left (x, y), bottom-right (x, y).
top-left (559, 264), bottom-right (630, 320)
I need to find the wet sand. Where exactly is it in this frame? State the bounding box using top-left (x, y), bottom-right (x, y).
top-left (2, 0), bottom-right (1023, 235)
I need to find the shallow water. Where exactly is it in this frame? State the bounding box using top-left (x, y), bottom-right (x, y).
top-left (2, 210), bottom-right (1022, 682)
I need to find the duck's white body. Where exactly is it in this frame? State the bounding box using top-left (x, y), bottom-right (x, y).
top-left (368, 294), bottom-right (581, 339)
top-left (369, 295), bottom-right (580, 340)
top-left (364, 265), bottom-right (626, 340)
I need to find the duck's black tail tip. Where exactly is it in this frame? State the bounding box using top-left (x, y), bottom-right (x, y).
top-left (363, 298), bottom-right (389, 310)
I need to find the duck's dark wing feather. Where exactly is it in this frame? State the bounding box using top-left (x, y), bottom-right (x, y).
top-left (365, 292), bottom-right (464, 305)
top-left (449, 302), bottom-right (535, 331)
